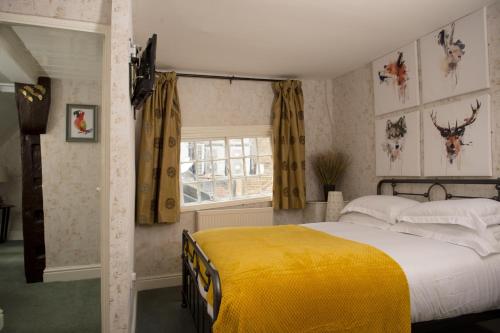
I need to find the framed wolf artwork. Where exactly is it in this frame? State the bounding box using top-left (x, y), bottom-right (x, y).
top-left (423, 94), bottom-right (491, 176)
top-left (372, 41), bottom-right (420, 115)
top-left (420, 8), bottom-right (489, 103)
top-left (375, 110), bottom-right (421, 176)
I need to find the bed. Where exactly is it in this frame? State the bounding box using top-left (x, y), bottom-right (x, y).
top-left (181, 179), bottom-right (500, 332)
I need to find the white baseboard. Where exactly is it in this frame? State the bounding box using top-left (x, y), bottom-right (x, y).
top-left (135, 273), bottom-right (182, 291)
top-left (43, 264), bottom-right (101, 282)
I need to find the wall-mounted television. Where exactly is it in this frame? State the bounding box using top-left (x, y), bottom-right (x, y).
top-left (130, 33), bottom-right (157, 109)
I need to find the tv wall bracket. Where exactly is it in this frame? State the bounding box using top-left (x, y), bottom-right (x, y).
top-left (129, 34), bottom-right (157, 116)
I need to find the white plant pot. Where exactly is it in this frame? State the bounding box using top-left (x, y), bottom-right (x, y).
top-left (325, 191), bottom-right (344, 222)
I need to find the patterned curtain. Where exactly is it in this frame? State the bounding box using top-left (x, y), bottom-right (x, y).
top-left (271, 80), bottom-right (306, 209)
top-left (136, 72), bottom-right (181, 224)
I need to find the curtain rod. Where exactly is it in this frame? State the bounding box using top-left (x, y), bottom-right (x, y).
top-left (156, 70), bottom-right (286, 83)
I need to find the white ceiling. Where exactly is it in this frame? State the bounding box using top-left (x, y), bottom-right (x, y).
top-left (0, 72), bottom-right (9, 82)
top-left (9, 25), bottom-right (103, 81)
top-left (133, 0), bottom-right (494, 78)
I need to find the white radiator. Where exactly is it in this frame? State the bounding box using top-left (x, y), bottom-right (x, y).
top-left (195, 207), bottom-right (274, 231)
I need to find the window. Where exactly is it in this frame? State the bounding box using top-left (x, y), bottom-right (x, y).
top-left (180, 126), bottom-right (273, 210)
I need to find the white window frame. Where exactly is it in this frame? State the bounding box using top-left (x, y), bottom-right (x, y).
top-left (180, 125), bottom-right (273, 212)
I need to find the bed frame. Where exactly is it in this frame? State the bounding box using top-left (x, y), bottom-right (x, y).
top-left (182, 178), bottom-right (500, 333)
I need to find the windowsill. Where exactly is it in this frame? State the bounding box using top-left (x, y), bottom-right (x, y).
top-left (181, 196), bottom-right (272, 212)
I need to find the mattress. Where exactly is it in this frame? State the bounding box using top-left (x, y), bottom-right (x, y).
top-left (305, 222), bottom-right (500, 323)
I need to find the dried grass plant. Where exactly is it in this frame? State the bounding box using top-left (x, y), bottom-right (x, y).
top-left (313, 151), bottom-right (350, 185)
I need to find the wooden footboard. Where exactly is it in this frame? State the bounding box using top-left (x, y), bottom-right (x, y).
top-left (181, 229), bottom-right (221, 333)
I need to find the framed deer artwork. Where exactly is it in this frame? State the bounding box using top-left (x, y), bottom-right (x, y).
top-left (372, 41), bottom-right (420, 115)
top-left (375, 110), bottom-right (421, 176)
top-left (420, 8), bottom-right (489, 103)
top-left (423, 94), bottom-right (491, 176)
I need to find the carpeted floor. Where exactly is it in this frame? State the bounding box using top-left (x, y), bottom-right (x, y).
top-left (0, 241), bottom-right (100, 333)
top-left (136, 287), bottom-right (196, 333)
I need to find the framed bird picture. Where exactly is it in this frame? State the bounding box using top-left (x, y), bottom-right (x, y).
top-left (66, 104), bottom-right (98, 142)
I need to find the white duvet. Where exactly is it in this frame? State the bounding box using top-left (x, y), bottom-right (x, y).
top-left (305, 222), bottom-right (500, 323)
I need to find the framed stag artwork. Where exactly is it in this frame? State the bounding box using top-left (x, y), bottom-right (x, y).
top-left (66, 104), bottom-right (98, 142)
top-left (375, 110), bottom-right (420, 176)
top-left (423, 94), bottom-right (491, 176)
top-left (372, 41), bottom-right (420, 115)
top-left (420, 8), bottom-right (489, 103)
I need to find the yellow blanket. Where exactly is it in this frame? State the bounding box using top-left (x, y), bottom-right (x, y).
top-left (193, 225), bottom-right (410, 333)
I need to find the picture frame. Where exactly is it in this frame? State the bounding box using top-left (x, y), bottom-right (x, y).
top-left (375, 110), bottom-right (421, 176)
top-left (66, 104), bottom-right (98, 142)
top-left (420, 8), bottom-right (489, 103)
top-left (372, 41), bottom-right (420, 115)
top-left (423, 94), bottom-right (491, 176)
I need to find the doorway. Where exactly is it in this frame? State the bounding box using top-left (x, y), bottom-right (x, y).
top-left (0, 20), bottom-right (107, 332)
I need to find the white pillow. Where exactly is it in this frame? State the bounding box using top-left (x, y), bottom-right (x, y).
top-left (489, 224), bottom-right (500, 242)
top-left (391, 222), bottom-right (500, 257)
top-left (340, 195), bottom-right (420, 224)
top-left (338, 212), bottom-right (391, 230)
top-left (397, 199), bottom-right (500, 232)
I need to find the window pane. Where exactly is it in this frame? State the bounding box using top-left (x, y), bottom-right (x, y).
top-left (243, 138), bottom-right (257, 156)
top-left (245, 177), bottom-right (261, 195)
top-left (198, 181), bottom-right (214, 201)
top-left (229, 139), bottom-right (243, 157)
top-left (231, 178), bottom-right (245, 198)
top-left (195, 141), bottom-right (211, 161)
top-left (211, 140), bottom-right (226, 159)
top-left (230, 158), bottom-right (244, 177)
top-left (180, 141), bottom-right (195, 162)
top-left (214, 179), bottom-right (230, 200)
top-left (180, 132), bottom-right (273, 207)
top-left (245, 157), bottom-right (258, 176)
top-left (261, 176), bottom-right (273, 195)
top-left (258, 156), bottom-right (273, 176)
top-left (182, 183), bottom-right (199, 203)
top-left (181, 162), bottom-right (196, 182)
top-left (257, 137), bottom-right (272, 155)
top-left (213, 160), bottom-right (228, 177)
top-left (195, 161), bottom-right (212, 181)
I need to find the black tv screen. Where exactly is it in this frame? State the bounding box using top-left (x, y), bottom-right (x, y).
top-left (131, 34), bottom-right (157, 108)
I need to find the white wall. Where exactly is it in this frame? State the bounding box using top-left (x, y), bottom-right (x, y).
top-left (331, 3), bottom-right (500, 201)
top-left (108, 0), bottom-right (136, 331)
top-left (0, 130), bottom-right (22, 240)
top-left (134, 77), bottom-right (335, 279)
top-left (0, 91), bottom-right (21, 239)
top-left (41, 78), bottom-right (101, 268)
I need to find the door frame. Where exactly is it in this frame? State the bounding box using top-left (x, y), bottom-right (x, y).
top-left (0, 12), bottom-right (111, 333)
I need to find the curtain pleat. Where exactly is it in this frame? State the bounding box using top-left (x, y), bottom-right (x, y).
top-left (271, 80), bottom-right (306, 209)
top-left (136, 72), bottom-right (182, 224)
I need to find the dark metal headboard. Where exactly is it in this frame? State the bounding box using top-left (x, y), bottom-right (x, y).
top-left (377, 178), bottom-right (500, 201)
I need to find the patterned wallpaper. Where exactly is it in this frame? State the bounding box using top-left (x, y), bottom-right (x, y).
top-left (41, 78), bottom-right (101, 268)
top-left (134, 78), bottom-right (336, 278)
top-left (332, 3), bottom-right (500, 201)
top-left (108, 0), bottom-right (136, 330)
top-left (0, 0), bottom-right (111, 24)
